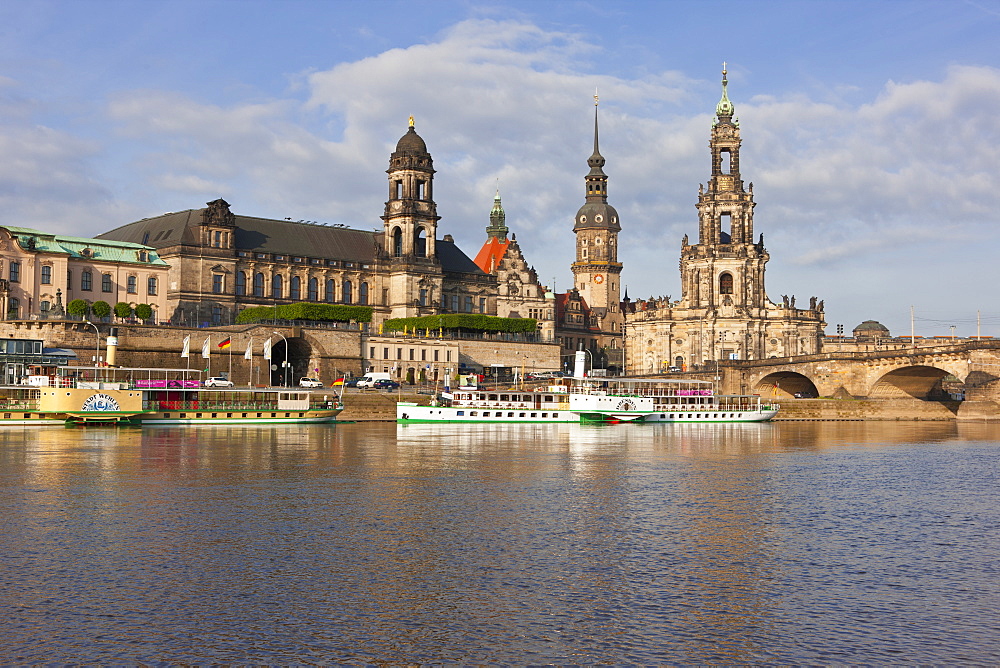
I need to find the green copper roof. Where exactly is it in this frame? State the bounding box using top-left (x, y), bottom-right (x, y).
top-left (2, 226), bottom-right (168, 266)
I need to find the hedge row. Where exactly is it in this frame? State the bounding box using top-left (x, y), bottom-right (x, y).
top-left (384, 314), bottom-right (537, 334)
top-left (236, 303), bottom-right (373, 324)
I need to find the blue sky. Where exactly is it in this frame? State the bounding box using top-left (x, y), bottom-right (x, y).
top-left (1, 0), bottom-right (999, 336)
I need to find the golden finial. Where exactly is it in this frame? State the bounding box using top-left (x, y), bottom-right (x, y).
top-left (594, 86), bottom-right (599, 106)
top-left (408, 115), bottom-right (414, 128)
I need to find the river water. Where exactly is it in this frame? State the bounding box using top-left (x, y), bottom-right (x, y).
top-left (1, 420), bottom-right (998, 663)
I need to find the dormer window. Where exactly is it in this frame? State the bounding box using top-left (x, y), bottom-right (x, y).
top-left (81, 248), bottom-right (93, 258)
top-left (137, 250), bottom-right (149, 262)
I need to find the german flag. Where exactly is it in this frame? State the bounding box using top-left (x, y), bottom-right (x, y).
top-left (332, 377), bottom-right (345, 386)
top-left (218, 337), bottom-right (232, 349)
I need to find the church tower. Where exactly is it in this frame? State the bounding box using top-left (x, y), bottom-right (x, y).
top-left (571, 94), bottom-right (622, 312)
top-left (680, 64), bottom-right (769, 315)
top-left (381, 117), bottom-right (443, 317)
top-left (623, 64), bottom-right (824, 374)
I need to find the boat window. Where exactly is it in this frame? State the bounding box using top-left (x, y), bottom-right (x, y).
top-left (507, 412), bottom-right (514, 417)
top-left (457, 411), bottom-right (465, 416)
top-left (212, 413), bottom-right (218, 418)
top-left (542, 413), bottom-right (547, 418)
top-left (471, 411), bottom-right (478, 416)
top-left (180, 413), bottom-right (186, 418)
top-left (552, 413), bottom-right (558, 418)
top-left (489, 394), bottom-right (498, 401)
top-left (500, 394), bottom-right (509, 401)
top-left (531, 413), bottom-right (537, 418)
top-left (519, 412), bottom-right (525, 417)
top-left (544, 396), bottom-right (553, 402)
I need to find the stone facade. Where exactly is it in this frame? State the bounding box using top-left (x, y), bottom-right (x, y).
top-left (559, 97), bottom-right (625, 372)
top-left (0, 226), bottom-right (169, 323)
top-left (623, 67), bottom-right (825, 374)
top-left (472, 190), bottom-right (556, 345)
top-left (97, 119), bottom-right (496, 331)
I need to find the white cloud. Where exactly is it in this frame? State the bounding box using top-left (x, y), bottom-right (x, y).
top-left (2, 17), bottom-right (998, 334)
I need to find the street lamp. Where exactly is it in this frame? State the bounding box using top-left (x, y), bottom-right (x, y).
top-left (273, 330), bottom-right (289, 386)
top-left (84, 319), bottom-right (100, 370)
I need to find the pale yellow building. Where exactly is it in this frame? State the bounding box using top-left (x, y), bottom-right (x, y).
top-left (0, 226), bottom-right (169, 322)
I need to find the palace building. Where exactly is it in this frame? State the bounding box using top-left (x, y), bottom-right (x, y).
top-left (623, 66), bottom-right (825, 373)
top-left (97, 119), bottom-right (495, 329)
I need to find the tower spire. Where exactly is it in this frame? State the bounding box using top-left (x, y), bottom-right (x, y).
top-left (716, 62), bottom-right (735, 119)
top-left (487, 184), bottom-right (508, 241)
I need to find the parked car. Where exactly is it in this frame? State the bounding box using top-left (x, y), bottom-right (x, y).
top-left (372, 378), bottom-right (400, 390)
top-left (298, 377), bottom-right (324, 388)
top-left (343, 377), bottom-right (361, 388)
top-left (204, 377), bottom-right (234, 387)
top-left (668, 366), bottom-right (683, 373)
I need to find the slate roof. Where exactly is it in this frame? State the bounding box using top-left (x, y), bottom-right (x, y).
top-left (96, 208), bottom-right (485, 275)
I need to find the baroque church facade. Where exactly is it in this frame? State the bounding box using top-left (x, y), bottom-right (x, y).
top-left (98, 119), bottom-right (496, 330)
top-left (623, 67), bottom-right (826, 373)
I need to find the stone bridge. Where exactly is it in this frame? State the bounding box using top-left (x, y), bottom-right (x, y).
top-left (719, 341), bottom-right (1000, 401)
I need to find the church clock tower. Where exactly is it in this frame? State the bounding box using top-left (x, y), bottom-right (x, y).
top-left (680, 64), bottom-right (768, 315)
top-left (571, 94), bottom-right (622, 312)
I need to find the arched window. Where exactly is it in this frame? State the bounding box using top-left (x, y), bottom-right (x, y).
top-left (308, 277), bottom-right (318, 301)
top-left (235, 272), bottom-right (246, 296)
top-left (342, 279), bottom-right (353, 304)
top-left (290, 276), bottom-right (301, 300)
top-left (392, 227), bottom-right (403, 257)
top-left (359, 282), bottom-right (369, 305)
top-left (719, 273), bottom-right (733, 295)
top-left (253, 272), bottom-right (264, 297)
top-left (326, 279), bottom-right (335, 303)
top-left (415, 227), bottom-right (426, 257)
top-left (272, 274), bottom-right (283, 299)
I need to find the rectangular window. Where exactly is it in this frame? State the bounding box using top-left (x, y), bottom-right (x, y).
top-left (480, 297), bottom-right (486, 313)
top-left (451, 295), bottom-right (459, 312)
top-left (67, 270), bottom-right (72, 289)
top-left (148, 277), bottom-right (157, 295)
top-left (419, 289), bottom-right (427, 306)
top-left (421, 349), bottom-right (426, 361)
top-left (9, 262), bottom-right (19, 283)
top-left (212, 274), bottom-right (224, 294)
top-left (383, 347), bottom-right (389, 359)
top-left (369, 346), bottom-right (375, 358)
top-left (126, 276), bottom-right (136, 294)
top-left (81, 271), bottom-right (92, 291)
top-left (434, 350), bottom-right (439, 362)
top-left (409, 349), bottom-right (414, 361)
top-left (464, 296), bottom-right (473, 312)
top-left (396, 348), bottom-right (402, 360)
top-left (41, 266), bottom-right (51, 284)
top-left (446, 351), bottom-right (452, 362)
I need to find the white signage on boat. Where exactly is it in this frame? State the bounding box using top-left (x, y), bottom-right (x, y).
top-left (81, 393), bottom-right (121, 412)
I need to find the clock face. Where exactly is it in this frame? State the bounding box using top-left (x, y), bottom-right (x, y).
top-left (594, 274), bottom-right (604, 284)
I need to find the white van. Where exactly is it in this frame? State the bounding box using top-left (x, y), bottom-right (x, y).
top-left (356, 372), bottom-right (391, 389)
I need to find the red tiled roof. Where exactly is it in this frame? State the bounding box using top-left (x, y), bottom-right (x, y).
top-left (473, 237), bottom-right (510, 274)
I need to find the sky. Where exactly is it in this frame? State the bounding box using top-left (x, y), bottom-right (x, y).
top-left (0, 0), bottom-right (998, 337)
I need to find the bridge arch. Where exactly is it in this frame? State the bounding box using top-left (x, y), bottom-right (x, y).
top-left (869, 365), bottom-right (952, 400)
top-left (754, 371), bottom-right (819, 399)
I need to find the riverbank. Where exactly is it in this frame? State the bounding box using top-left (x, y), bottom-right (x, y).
top-left (336, 392), bottom-right (1000, 422)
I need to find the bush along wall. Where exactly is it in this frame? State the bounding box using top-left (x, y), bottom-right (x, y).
top-left (236, 303), bottom-right (373, 325)
top-left (383, 314), bottom-right (538, 334)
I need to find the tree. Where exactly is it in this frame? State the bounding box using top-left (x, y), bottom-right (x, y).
top-left (114, 302), bottom-right (133, 321)
top-left (135, 303), bottom-right (153, 323)
top-left (67, 299), bottom-right (89, 319)
top-left (91, 301), bottom-right (111, 320)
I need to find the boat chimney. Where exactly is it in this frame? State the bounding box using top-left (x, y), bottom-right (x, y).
top-left (574, 350), bottom-right (587, 379)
